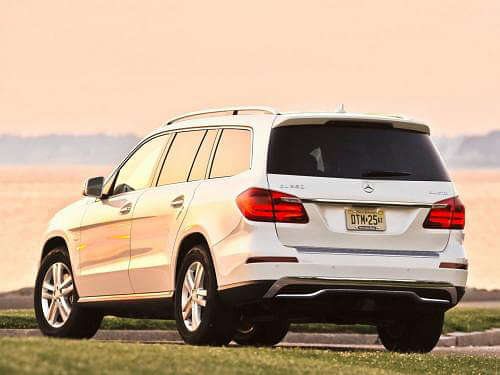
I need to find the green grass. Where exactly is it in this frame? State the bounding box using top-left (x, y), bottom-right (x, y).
top-left (1, 307), bottom-right (499, 334)
top-left (0, 309), bottom-right (178, 331)
top-left (444, 307), bottom-right (500, 333)
top-left (0, 337), bottom-right (498, 375)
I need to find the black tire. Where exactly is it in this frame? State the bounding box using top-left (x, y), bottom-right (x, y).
top-left (233, 320), bottom-right (290, 346)
top-left (174, 245), bottom-right (237, 346)
top-left (377, 312), bottom-right (444, 353)
top-left (34, 248), bottom-right (103, 339)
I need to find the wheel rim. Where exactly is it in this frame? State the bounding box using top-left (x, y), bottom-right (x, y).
top-left (41, 262), bottom-right (74, 328)
top-left (181, 261), bottom-right (207, 332)
top-left (237, 321), bottom-right (255, 335)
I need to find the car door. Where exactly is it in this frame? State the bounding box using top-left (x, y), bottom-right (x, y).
top-left (129, 129), bottom-right (218, 293)
top-left (77, 134), bottom-right (169, 297)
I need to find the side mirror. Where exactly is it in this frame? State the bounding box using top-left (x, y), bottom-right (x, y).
top-left (83, 176), bottom-right (105, 198)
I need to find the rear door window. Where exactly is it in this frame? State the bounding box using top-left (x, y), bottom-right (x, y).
top-left (267, 124), bottom-right (450, 181)
top-left (157, 130), bottom-right (206, 186)
top-left (188, 129), bottom-right (218, 182)
top-left (210, 129), bottom-right (252, 178)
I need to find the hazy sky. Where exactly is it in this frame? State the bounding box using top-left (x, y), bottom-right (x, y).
top-left (1, 1), bottom-right (499, 137)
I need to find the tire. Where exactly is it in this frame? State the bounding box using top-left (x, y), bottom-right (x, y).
top-left (34, 248), bottom-right (103, 339)
top-left (174, 245), bottom-right (237, 346)
top-left (377, 312), bottom-right (444, 353)
top-left (233, 320), bottom-right (290, 346)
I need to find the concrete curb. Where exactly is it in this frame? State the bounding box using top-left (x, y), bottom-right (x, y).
top-left (1, 328), bottom-right (499, 347)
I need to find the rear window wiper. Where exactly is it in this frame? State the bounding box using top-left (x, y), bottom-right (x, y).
top-left (361, 170), bottom-right (412, 178)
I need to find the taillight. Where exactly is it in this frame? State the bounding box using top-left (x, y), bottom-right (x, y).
top-left (236, 188), bottom-right (309, 223)
top-left (423, 196), bottom-right (465, 229)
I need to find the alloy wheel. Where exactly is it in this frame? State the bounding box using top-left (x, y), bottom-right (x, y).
top-left (41, 262), bottom-right (74, 328)
top-left (181, 261), bottom-right (207, 331)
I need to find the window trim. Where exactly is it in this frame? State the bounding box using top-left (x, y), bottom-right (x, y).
top-left (187, 129), bottom-right (219, 182)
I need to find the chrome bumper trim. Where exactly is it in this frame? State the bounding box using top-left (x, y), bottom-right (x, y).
top-left (264, 277), bottom-right (457, 305)
top-left (295, 247), bottom-right (440, 257)
top-left (301, 198), bottom-right (433, 208)
top-left (78, 291), bottom-right (173, 303)
top-left (275, 289), bottom-right (450, 305)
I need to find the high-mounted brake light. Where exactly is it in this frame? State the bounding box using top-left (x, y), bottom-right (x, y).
top-left (423, 196), bottom-right (465, 230)
top-left (236, 188), bottom-right (309, 223)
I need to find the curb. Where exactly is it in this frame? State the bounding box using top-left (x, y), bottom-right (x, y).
top-left (1, 328), bottom-right (499, 347)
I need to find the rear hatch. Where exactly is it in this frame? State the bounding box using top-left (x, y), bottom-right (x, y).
top-left (267, 121), bottom-right (454, 253)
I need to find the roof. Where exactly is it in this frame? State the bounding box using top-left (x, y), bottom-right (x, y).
top-left (153, 107), bottom-right (430, 135)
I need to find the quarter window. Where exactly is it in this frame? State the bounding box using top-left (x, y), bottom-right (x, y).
top-left (113, 135), bottom-right (168, 195)
top-left (210, 129), bottom-right (251, 178)
top-left (157, 130), bottom-right (206, 186)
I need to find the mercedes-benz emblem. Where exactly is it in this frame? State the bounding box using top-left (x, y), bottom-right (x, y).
top-left (363, 183), bottom-right (374, 193)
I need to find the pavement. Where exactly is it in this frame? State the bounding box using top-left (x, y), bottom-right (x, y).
top-left (0, 296), bottom-right (33, 310)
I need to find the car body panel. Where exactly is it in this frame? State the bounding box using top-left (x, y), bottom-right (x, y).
top-left (77, 191), bottom-right (144, 296)
top-left (38, 110), bottom-right (468, 311)
top-left (268, 174), bottom-right (455, 252)
top-left (129, 181), bottom-right (201, 293)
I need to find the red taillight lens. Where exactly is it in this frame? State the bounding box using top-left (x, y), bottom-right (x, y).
top-left (236, 188), bottom-right (274, 222)
top-left (423, 196), bottom-right (465, 230)
top-left (236, 188), bottom-right (309, 223)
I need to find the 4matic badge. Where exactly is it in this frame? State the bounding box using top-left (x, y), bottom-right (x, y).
top-left (279, 184), bottom-right (305, 190)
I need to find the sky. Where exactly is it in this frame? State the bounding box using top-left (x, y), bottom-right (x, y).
top-left (1, 1), bottom-right (499, 137)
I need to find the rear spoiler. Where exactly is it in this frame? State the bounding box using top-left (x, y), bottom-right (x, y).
top-left (273, 116), bottom-right (430, 135)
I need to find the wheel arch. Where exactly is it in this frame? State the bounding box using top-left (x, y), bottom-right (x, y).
top-left (41, 236), bottom-right (69, 262)
top-left (39, 234), bottom-right (84, 299)
top-left (174, 232), bottom-right (216, 288)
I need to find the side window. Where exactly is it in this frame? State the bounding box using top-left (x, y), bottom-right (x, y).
top-left (113, 135), bottom-right (168, 195)
top-left (210, 129), bottom-right (251, 178)
top-left (188, 130), bottom-right (218, 181)
top-left (157, 130), bottom-right (206, 186)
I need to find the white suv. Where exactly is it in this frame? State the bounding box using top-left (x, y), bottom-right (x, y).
top-left (34, 106), bottom-right (467, 352)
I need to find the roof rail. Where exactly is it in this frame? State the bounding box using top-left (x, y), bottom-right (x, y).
top-left (164, 106), bottom-right (279, 126)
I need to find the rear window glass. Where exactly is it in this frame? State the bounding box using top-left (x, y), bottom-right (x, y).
top-left (267, 124), bottom-right (450, 181)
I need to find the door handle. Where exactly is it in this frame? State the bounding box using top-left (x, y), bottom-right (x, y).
top-left (119, 203), bottom-right (132, 214)
top-left (170, 195), bottom-right (184, 208)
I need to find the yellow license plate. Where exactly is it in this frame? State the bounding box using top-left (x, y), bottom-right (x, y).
top-left (345, 208), bottom-right (386, 231)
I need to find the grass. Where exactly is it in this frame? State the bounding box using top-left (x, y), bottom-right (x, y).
top-left (0, 337), bottom-right (498, 375)
top-left (1, 307), bottom-right (499, 334)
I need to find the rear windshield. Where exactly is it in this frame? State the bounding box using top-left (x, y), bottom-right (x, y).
top-left (267, 123), bottom-right (450, 181)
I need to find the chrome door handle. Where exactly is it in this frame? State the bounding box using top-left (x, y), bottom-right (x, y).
top-left (119, 203), bottom-right (132, 214)
top-left (170, 195), bottom-right (184, 208)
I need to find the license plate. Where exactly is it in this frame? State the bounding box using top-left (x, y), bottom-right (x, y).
top-left (345, 207), bottom-right (386, 231)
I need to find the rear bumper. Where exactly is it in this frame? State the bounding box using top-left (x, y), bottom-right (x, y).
top-left (219, 277), bottom-right (465, 311)
top-left (265, 277), bottom-right (463, 305)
